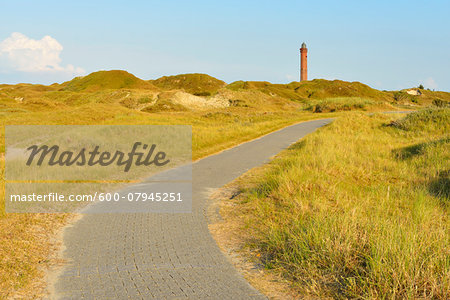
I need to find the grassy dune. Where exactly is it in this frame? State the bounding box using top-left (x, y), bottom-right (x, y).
top-left (150, 73), bottom-right (226, 95)
top-left (233, 109), bottom-right (449, 298)
top-left (227, 79), bottom-right (392, 102)
top-left (60, 70), bottom-right (157, 92)
top-left (304, 96), bottom-right (379, 112)
top-left (227, 78), bottom-right (450, 108)
top-left (2, 71), bottom-right (449, 116)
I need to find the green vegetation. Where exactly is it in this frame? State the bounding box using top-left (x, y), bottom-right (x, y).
top-left (393, 90), bottom-right (418, 103)
top-left (60, 70), bottom-right (155, 92)
top-left (3, 71), bottom-right (448, 115)
top-left (150, 73), bottom-right (226, 95)
top-left (227, 79), bottom-right (393, 103)
top-left (433, 98), bottom-right (449, 107)
top-left (141, 98), bottom-right (188, 113)
top-left (232, 109), bottom-right (449, 298)
top-left (226, 78), bottom-right (450, 109)
top-left (394, 88), bottom-right (450, 107)
top-left (389, 108), bottom-right (449, 132)
top-left (304, 97), bottom-right (379, 112)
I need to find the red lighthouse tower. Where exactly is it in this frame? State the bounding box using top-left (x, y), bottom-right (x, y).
top-left (300, 42), bottom-right (308, 81)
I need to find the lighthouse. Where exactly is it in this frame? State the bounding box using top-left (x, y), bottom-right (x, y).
top-left (300, 42), bottom-right (308, 81)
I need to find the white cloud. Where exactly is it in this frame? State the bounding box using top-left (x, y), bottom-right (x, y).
top-left (0, 32), bottom-right (84, 74)
top-left (423, 77), bottom-right (438, 90)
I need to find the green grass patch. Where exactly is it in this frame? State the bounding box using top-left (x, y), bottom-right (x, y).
top-left (304, 97), bottom-right (377, 112)
top-left (389, 108), bottom-right (450, 133)
top-left (236, 110), bottom-right (449, 298)
top-left (61, 70), bottom-right (155, 92)
top-left (150, 73), bottom-right (226, 95)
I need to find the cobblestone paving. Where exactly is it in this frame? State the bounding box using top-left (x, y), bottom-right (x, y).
top-left (53, 119), bottom-right (332, 299)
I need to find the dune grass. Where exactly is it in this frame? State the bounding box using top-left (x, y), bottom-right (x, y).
top-left (227, 78), bottom-right (450, 108)
top-left (150, 73), bottom-right (226, 95)
top-left (227, 79), bottom-right (394, 103)
top-left (304, 96), bottom-right (382, 112)
top-left (234, 109), bottom-right (449, 298)
top-left (60, 70), bottom-right (156, 92)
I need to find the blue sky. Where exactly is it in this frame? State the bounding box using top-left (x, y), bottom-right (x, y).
top-left (1, 0), bottom-right (449, 91)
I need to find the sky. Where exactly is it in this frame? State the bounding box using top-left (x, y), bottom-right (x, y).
top-left (0, 0), bottom-right (449, 91)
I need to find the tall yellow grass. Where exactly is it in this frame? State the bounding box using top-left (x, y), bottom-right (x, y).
top-left (238, 110), bottom-right (449, 298)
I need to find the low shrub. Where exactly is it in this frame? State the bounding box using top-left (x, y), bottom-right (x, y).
top-left (305, 97), bottom-right (375, 113)
top-left (433, 99), bottom-right (449, 107)
top-left (389, 108), bottom-right (450, 133)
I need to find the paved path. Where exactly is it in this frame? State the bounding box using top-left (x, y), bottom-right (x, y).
top-left (52, 118), bottom-right (333, 299)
